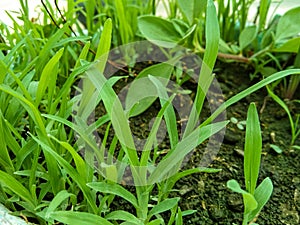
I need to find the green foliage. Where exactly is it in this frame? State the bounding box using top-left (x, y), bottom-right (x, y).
top-left (0, 1), bottom-right (299, 224)
top-left (227, 103), bottom-right (273, 225)
top-left (266, 86), bottom-right (300, 145)
top-left (138, 16), bottom-right (187, 48)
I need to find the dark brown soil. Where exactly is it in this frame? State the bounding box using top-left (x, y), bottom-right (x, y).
top-left (172, 62), bottom-right (300, 225)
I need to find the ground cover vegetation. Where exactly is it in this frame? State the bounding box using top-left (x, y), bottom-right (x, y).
top-left (0, 0), bottom-right (299, 224)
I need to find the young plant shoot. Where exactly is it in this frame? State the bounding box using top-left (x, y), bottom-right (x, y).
top-left (227, 103), bottom-right (273, 225)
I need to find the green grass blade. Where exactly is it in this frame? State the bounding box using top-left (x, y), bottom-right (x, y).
top-left (148, 75), bottom-right (178, 148)
top-left (35, 23), bottom-right (69, 75)
top-left (15, 139), bottom-right (38, 171)
top-left (105, 210), bottom-right (140, 224)
top-left (0, 84), bottom-right (47, 136)
top-left (202, 69), bottom-right (300, 126)
top-left (50, 211), bottom-right (113, 225)
top-left (258, 0), bottom-right (271, 31)
top-left (115, 0), bottom-right (133, 44)
top-left (0, 170), bottom-right (36, 209)
top-left (45, 190), bottom-right (75, 219)
top-left (148, 197), bottom-right (180, 219)
top-left (244, 103), bottom-right (262, 195)
top-left (266, 86), bottom-right (296, 144)
top-left (95, 18), bottom-right (112, 71)
top-left (49, 136), bottom-right (89, 180)
top-left (149, 120), bottom-right (228, 183)
top-left (35, 47), bottom-right (64, 107)
top-left (85, 64), bottom-right (139, 166)
top-left (30, 135), bottom-right (98, 213)
top-left (0, 112), bottom-right (14, 171)
top-left (184, 0), bottom-right (220, 137)
top-left (87, 182), bottom-right (138, 208)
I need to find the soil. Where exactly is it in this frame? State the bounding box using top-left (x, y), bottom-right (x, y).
top-left (173, 62), bottom-right (300, 225)
top-left (104, 61), bottom-right (300, 225)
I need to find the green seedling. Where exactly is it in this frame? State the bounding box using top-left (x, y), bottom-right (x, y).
top-left (230, 116), bottom-right (247, 130)
top-left (269, 144), bottom-right (283, 154)
top-left (267, 85), bottom-right (300, 145)
top-left (227, 103), bottom-right (273, 225)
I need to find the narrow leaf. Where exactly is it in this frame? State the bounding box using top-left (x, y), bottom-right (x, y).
top-left (105, 210), bottom-right (141, 224)
top-left (45, 190), bottom-right (75, 219)
top-left (50, 211), bottom-right (113, 225)
top-left (244, 103), bottom-right (262, 195)
top-left (148, 197), bottom-right (180, 218)
top-left (0, 170), bottom-right (36, 209)
top-left (87, 182), bottom-right (138, 207)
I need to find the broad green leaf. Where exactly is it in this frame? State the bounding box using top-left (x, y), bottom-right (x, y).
top-left (227, 179), bottom-right (258, 222)
top-left (219, 38), bottom-right (233, 53)
top-left (272, 37), bottom-right (300, 53)
top-left (125, 63), bottom-right (174, 117)
top-left (87, 182), bottom-right (138, 207)
top-left (50, 211), bottom-right (113, 225)
top-left (105, 210), bottom-right (141, 224)
top-left (239, 26), bottom-right (257, 51)
top-left (227, 179), bottom-right (248, 195)
top-left (138, 16), bottom-right (183, 48)
top-left (275, 7), bottom-right (300, 41)
top-left (249, 177), bottom-right (273, 221)
top-left (148, 197), bottom-right (180, 218)
top-left (270, 144), bottom-right (283, 154)
top-left (244, 103), bottom-right (262, 195)
top-left (243, 193), bottom-right (258, 222)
